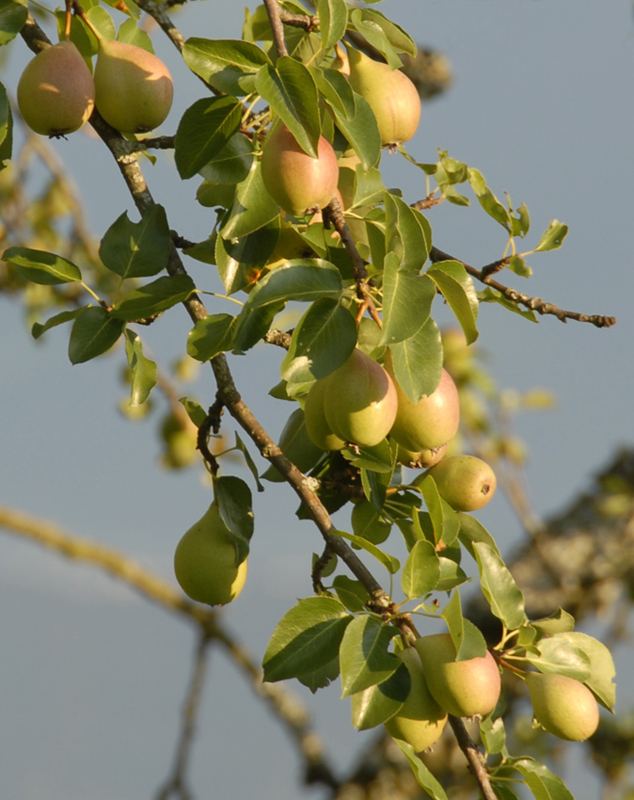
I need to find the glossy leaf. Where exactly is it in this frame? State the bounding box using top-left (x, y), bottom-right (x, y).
top-left (199, 133), bottom-right (254, 185)
top-left (262, 596), bottom-right (352, 682)
top-left (313, 67), bottom-right (356, 121)
top-left (215, 220), bottom-right (279, 294)
top-left (351, 499), bottom-right (391, 545)
top-left (215, 475), bottom-right (254, 561)
top-left (124, 330), bottom-right (157, 407)
top-left (187, 314), bottom-right (236, 361)
top-left (117, 18), bottom-right (153, 50)
top-left (331, 92), bottom-right (381, 170)
top-left (233, 432), bottom-right (265, 494)
top-left (442, 590), bottom-right (487, 661)
top-left (435, 556), bottom-right (470, 593)
top-left (111, 274), bottom-right (195, 321)
top-left (297, 656), bottom-right (340, 693)
top-left (468, 168), bottom-right (510, 229)
top-left (350, 662), bottom-right (410, 729)
top-left (261, 407), bottom-right (323, 482)
top-left (388, 317), bottom-right (443, 403)
top-left (393, 740), bottom-right (449, 800)
top-left (554, 631), bottom-right (616, 711)
top-left (317, 0), bottom-right (348, 51)
top-left (3, 247), bottom-right (81, 284)
top-left (183, 38), bottom-right (270, 95)
top-left (220, 158), bottom-right (280, 239)
top-left (247, 260), bottom-right (342, 308)
top-left (339, 615), bottom-right (401, 697)
top-left (530, 609), bottom-right (575, 638)
top-left (99, 205), bottom-right (170, 279)
top-left (342, 439), bottom-right (394, 474)
top-left (332, 575), bottom-right (369, 613)
top-left (384, 193), bottom-right (432, 272)
top-left (512, 759), bottom-right (574, 800)
top-left (360, 466), bottom-right (390, 511)
top-left (534, 220), bottom-right (568, 252)
top-left (32, 309), bottom-right (82, 340)
top-left (426, 260), bottom-right (479, 345)
top-left (68, 306), bottom-right (125, 365)
top-left (480, 716), bottom-right (506, 755)
top-left (414, 474), bottom-right (460, 547)
top-left (526, 637), bottom-right (590, 682)
top-left (0, 0), bottom-right (27, 45)
top-left (334, 530), bottom-right (400, 575)
top-left (232, 300), bottom-right (286, 354)
top-left (349, 9), bottom-right (402, 68)
top-left (401, 539), bottom-right (440, 600)
top-left (478, 286), bottom-right (538, 322)
top-left (380, 255), bottom-right (435, 346)
top-left (472, 541), bottom-right (527, 630)
top-left (352, 7), bottom-right (417, 57)
top-left (0, 81), bottom-right (11, 168)
top-left (175, 96), bottom-right (243, 180)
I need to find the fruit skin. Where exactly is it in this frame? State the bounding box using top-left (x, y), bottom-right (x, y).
top-left (424, 455), bottom-right (497, 512)
top-left (17, 41), bottom-right (95, 137)
top-left (386, 354), bottom-right (460, 452)
top-left (304, 377), bottom-right (346, 451)
top-left (94, 39), bottom-right (173, 133)
top-left (384, 646), bottom-right (448, 752)
top-left (323, 349), bottom-right (398, 448)
top-left (397, 442), bottom-right (447, 470)
top-left (526, 672), bottom-right (599, 742)
top-left (415, 633), bottom-right (501, 717)
top-left (347, 48), bottom-right (421, 146)
top-left (261, 125), bottom-right (339, 216)
top-left (174, 500), bottom-right (247, 606)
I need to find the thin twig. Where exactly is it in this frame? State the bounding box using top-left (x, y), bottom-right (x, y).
top-left (448, 717), bottom-right (498, 800)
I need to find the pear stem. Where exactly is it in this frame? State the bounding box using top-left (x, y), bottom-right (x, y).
top-left (71, 0), bottom-right (104, 42)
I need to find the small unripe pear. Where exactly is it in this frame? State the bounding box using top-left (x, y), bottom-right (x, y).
top-left (261, 125), bottom-right (339, 216)
top-left (174, 500), bottom-right (247, 606)
top-left (396, 442), bottom-right (448, 470)
top-left (526, 673), bottom-right (599, 742)
top-left (323, 349), bottom-right (398, 448)
top-left (415, 633), bottom-right (501, 718)
top-left (424, 455), bottom-right (497, 512)
top-left (384, 647), bottom-right (448, 752)
top-left (17, 41), bottom-right (95, 137)
top-left (304, 377), bottom-right (346, 451)
top-left (386, 354), bottom-right (460, 452)
top-left (347, 48), bottom-right (421, 146)
top-left (94, 39), bottom-right (173, 133)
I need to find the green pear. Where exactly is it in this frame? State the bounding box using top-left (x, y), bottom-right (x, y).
top-left (261, 125), bottom-right (339, 216)
top-left (386, 353), bottom-right (460, 452)
top-left (347, 48), bottom-right (421, 146)
top-left (384, 646), bottom-right (448, 752)
top-left (424, 455), bottom-right (497, 512)
top-left (526, 672), bottom-right (599, 741)
top-left (174, 500), bottom-right (247, 606)
top-left (415, 633), bottom-right (501, 717)
top-left (304, 377), bottom-right (346, 451)
top-left (323, 349), bottom-right (398, 448)
top-left (17, 40), bottom-right (95, 137)
top-left (396, 442), bottom-right (447, 469)
top-left (94, 39), bottom-right (173, 133)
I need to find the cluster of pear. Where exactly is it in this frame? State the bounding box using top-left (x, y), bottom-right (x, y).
top-left (304, 347), bottom-right (497, 513)
top-left (261, 47), bottom-right (421, 216)
top-left (17, 34), bottom-right (173, 137)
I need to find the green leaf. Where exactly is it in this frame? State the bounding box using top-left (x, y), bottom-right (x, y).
top-left (530, 609), bottom-right (575, 638)
top-left (174, 96), bottom-right (243, 180)
top-left (0, 81), bottom-right (12, 168)
top-left (199, 133), bottom-right (254, 185)
top-left (478, 286), bottom-right (538, 322)
top-left (232, 300), bottom-right (286, 354)
top-left (233, 432), bottom-right (265, 493)
top-left (31, 309), bottom-right (82, 340)
top-left (187, 314), bottom-right (236, 362)
top-left (334, 530), bottom-right (400, 575)
top-left (261, 407), bottom-right (323, 482)
top-left (510, 201), bottom-right (530, 238)
top-left (220, 158), bottom-right (279, 239)
top-left (332, 575), bottom-right (369, 613)
top-left (351, 499), bottom-right (391, 545)
top-left (3, 247), bottom-right (81, 284)
top-left (99, 205), bottom-right (170, 279)
top-left (262, 596), bottom-right (352, 682)
top-left (509, 255), bottom-right (532, 278)
top-left (435, 556), bottom-right (470, 593)
top-left (331, 92), bottom-right (381, 170)
top-left (384, 193), bottom-right (432, 272)
top-left (215, 220), bottom-right (279, 295)
top-left (393, 740), bottom-right (449, 800)
top-left (360, 467), bottom-right (390, 511)
top-left (352, 8), bottom-right (417, 57)
top-left (413, 474), bottom-right (460, 548)
top-left (457, 512), bottom-right (502, 559)
top-left (68, 306), bottom-right (125, 365)
top-left (313, 67), bottom-right (355, 121)
top-left (388, 318), bottom-right (443, 403)
top-left (183, 38), bottom-right (271, 95)
top-left (512, 758), bottom-right (574, 800)
top-left (179, 397), bottom-right (207, 428)
top-left (317, 0), bottom-right (347, 50)
top-left (468, 168), bottom-right (510, 229)
top-left (246, 259), bottom-right (342, 308)
top-left (441, 591), bottom-right (487, 661)
top-left (342, 439), bottom-right (393, 475)
top-left (116, 18), bottom-right (153, 50)
top-left (111, 274), bottom-right (195, 321)
top-left (401, 540), bottom-right (440, 600)
top-left (526, 637), bottom-right (590, 682)
top-left (215, 475), bottom-right (254, 562)
top-left (380, 255), bottom-right (435, 346)
top-left (480, 716), bottom-right (506, 755)
top-left (339, 616), bottom-right (401, 697)
top-left (124, 329), bottom-right (157, 407)
top-left (255, 60), bottom-right (321, 157)
top-left (472, 541), bottom-right (527, 630)
top-left (297, 656), bottom-right (340, 692)
top-left (282, 297), bottom-right (357, 386)
top-left (426, 260), bottom-right (479, 345)
top-left (0, 0), bottom-right (27, 45)
top-left (534, 220), bottom-right (568, 252)
top-left (350, 662), bottom-right (410, 729)
top-left (553, 632), bottom-right (615, 710)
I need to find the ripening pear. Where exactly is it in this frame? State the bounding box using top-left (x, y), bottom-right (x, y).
top-left (347, 48), bottom-right (421, 146)
top-left (174, 499), bottom-right (247, 606)
top-left (94, 39), bottom-right (173, 133)
top-left (397, 442), bottom-right (448, 470)
top-left (384, 646), bottom-right (448, 752)
top-left (323, 349), bottom-right (398, 448)
top-left (17, 40), bottom-right (95, 137)
top-left (415, 633), bottom-right (501, 718)
top-left (424, 455), bottom-right (497, 512)
top-left (304, 377), bottom-right (346, 451)
top-left (386, 353), bottom-right (460, 452)
top-left (261, 125), bottom-right (339, 216)
top-left (525, 672), bottom-right (600, 741)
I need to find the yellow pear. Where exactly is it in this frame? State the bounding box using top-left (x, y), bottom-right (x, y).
top-left (174, 500), bottom-right (247, 606)
top-left (423, 455), bottom-right (497, 512)
top-left (17, 40), bottom-right (95, 137)
top-left (304, 376), bottom-right (346, 451)
top-left (526, 673), bottom-right (599, 742)
top-left (94, 39), bottom-right (173, 133)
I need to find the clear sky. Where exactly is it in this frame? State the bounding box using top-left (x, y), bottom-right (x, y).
top-left (0, 1), bottom-right (633, 798)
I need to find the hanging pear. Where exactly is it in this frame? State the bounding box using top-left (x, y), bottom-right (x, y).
top-left (94, 39), bottom-right (173, 133)
top-left (17, 40), bottom-right (95, 137)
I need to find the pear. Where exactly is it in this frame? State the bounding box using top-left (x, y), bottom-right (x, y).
top-left (94, 39), bottom-right (173, 133)
top-left (384, 646), bottom-right (448, 752)
top-left (17, 40), bottom-right (95, 137)
top-left (174, 499), bottom-right (247, 606)
top-left (261, 125), bottom-right (339, 216)
top-left (526, 672), bottom-right (599, 741)
top-left (304, 376), bottom-right (346, 451)
top-left (396, 442), bottom-right (447, 470)
top-left (323, 349), bottom-right (398, 449)
top-left (423, 455), bottom-right (497, 512)
top-left (347, 48), bottom-right (421, 146)
top-left (386, 353), bottom-right (460, 452)
top-left (415, 633), bottom-right (501, 718)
